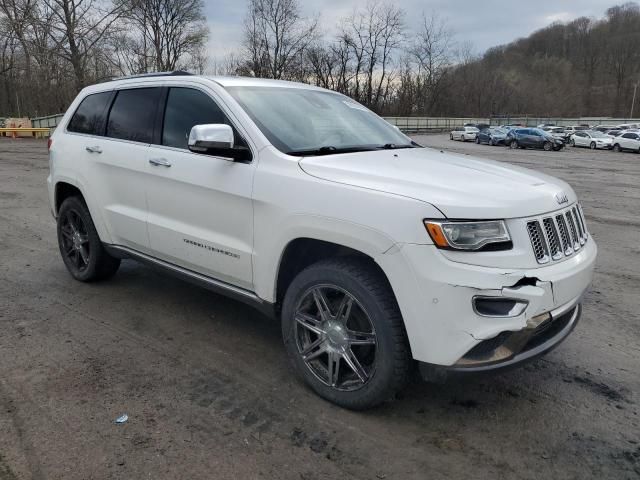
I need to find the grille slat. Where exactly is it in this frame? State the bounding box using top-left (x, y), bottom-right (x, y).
top-left (572, 207), bottom-right (585, 245)
top-left (542, 218), bottom-right (562, 260)
top-left (526, 221), bottom-right (549, 263)
top-left (565, 211), bottom-right (580, 250)
top-left (528, 204), bottom-right (588, 264)
top-left (555, 215), bottom-right (573, 256)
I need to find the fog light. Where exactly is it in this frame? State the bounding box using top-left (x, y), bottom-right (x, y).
top-left (473, 297), bottom-right (528, 317)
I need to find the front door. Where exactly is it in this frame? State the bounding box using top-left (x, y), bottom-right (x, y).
top-left (144, 86), bottom-right (255, 290)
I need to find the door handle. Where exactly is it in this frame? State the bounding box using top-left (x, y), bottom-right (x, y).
top-left (85, 146), bottom-right (102, 154)
top-left (149, 158), bottom-right (172, 167)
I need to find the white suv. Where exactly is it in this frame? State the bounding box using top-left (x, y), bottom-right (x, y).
top-left (48, 73), bottom-right (597, 409)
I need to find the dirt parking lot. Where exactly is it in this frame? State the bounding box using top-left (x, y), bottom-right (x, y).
top-left (0, 134), bottom-right (639, 479)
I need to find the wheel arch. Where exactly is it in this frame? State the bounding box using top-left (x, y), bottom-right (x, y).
top-left (274, 238), bottom-right (392, 308)
top-left (54, 181), bottom-right (84, 215)
top-left (53, 179), bottom-right (112, 243)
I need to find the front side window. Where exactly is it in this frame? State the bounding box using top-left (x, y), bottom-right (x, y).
top-left (162, 88), bottom-right (227, 149)
top-left (106, 88), bottom-right (162, 143)
top-left (68, 92), bottom-right (113, 135)
top-left (227, 86), bottom-right (413, 155)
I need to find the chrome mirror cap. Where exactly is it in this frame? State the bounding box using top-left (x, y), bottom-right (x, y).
top-left (188, 124), bottom-right (234, 152)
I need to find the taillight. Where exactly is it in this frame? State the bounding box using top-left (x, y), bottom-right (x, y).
top-left (47, 138), bottom-right (53, 150)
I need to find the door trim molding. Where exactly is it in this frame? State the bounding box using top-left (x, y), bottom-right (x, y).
top-left (104, 244), bottom-right (276, 318)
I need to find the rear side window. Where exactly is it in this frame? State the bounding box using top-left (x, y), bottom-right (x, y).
top-left (67, 92), bottom-right (112, 135)
top-left (106, 88), bottom-right (161, 143)
top-left (162, 88), bottom-right (227, 149)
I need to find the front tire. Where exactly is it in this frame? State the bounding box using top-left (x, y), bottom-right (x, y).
top-left (475, 137), bottom-right (480, 144)
top-left (510, 140), bottom-right (519, 149)
top-left (57, 196), bottom-right (120, 281)
top-left (613, 144), bottom-right (621, 152)
top-left (461, 135), bottom-right (466, 142)
top-left (543, 141), bottom-right (552, 151)
top-left (281, 258), bottom-right (411, 410)
top-left (590, 142), bottom-right (596, 150)
top-left (450, 133), bottom-right (454, 140)
top-left (570, 139), bottom-right (576, 147)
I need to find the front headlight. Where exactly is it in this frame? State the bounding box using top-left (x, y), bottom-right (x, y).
top-left (424, 220), bottom-right (512, 251)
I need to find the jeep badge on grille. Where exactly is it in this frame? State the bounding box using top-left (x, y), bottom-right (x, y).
top-left (555, 192), bottom-right (569, 204)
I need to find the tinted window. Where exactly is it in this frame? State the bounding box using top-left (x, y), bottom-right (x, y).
top-left (68, 92), bottom-right (112, 135)
top-left (162, 88), bottom-right (227, 149)
top-left (622, 133), bottom-right (634, 139)
top-left (106, 88), bottom-right (161, 143)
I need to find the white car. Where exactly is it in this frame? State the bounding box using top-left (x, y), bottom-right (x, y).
top-left (562, 125), bottom-right (589, 135)
top-left (542, 126), bottom-right (569, 142)
top-left (612, 131), bottom-right (640, 153)
top-left (450, 126), bottom-right (479, 141)
top-left (47, 73), bottom-right (597, 409)
top-left (570, 130), bottom-right (613, 150)
top-left (616, 123), bottom-right (639, 130)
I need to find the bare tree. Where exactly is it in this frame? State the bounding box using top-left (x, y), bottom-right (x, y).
top-left (242, 0), bottom-right (318, 79)
top-left (408, 12), bottom-right (455, 113)
top-left (123, 0), bottom-right (208, 73)
top-left (41, 0), bottom-right (125, 90)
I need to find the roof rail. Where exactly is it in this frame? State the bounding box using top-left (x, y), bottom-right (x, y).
top-left (116, 71), bottom-right (194, 80)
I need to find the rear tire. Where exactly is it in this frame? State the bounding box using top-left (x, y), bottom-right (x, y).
top-left (543, 141), bottom-right (552, 151)
top-left (475, 137), bottom-right (480, 144)
top-left (613, 144), bottom-right (621, 152)
top-left (450, 133), bottom-right (454, 140)
top-left (57, 196), bottom-right (120, 282)
top-left (281, 257), bottom-right (411, 410)
top-left (510, 140), bottom-right (519, 149)
top-left (570, 139), bottom-right (576, 147)
top-left (461, 135), bottom-right (466, 142)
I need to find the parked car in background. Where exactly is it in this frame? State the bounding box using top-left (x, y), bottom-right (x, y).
top-left (542, 126), bottom-right (570, 142)
top-left (475, 123), bottom-right (490, 131)
top-left (593, 125), bottom-right (617, 132)
top-left (612, 131), bottom-right (640, 153)
top-left (563, 126), bottom-right (589, 135)
top-left (507, 128), bottom-right (564, 151)
top-left (450, 126), bottom-right (479, 142)
top-left (605, 129), bottom-right (622, 139)
top-left (570, 130), bottom-right (613, 150)
top-left (537, 123), bottom-right (555, 128)
top-left (476, 126), bottom-right (509, 146)
top-left (616, 123), bottom-right (639, 130)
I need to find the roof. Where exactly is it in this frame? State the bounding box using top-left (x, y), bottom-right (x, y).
top-left (93, 72), bottom-right (328, 92)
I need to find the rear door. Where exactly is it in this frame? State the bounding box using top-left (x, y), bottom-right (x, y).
top-left (144, 85), bottom-right (256, 290)
top-left (93, 87), bottom-right (162, 251)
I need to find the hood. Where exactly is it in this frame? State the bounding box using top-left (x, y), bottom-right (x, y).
top-left (298, 147), bottom-right (576, 219)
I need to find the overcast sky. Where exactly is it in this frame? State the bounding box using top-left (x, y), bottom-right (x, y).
top-left (204, 0), bottom-right (614, 64)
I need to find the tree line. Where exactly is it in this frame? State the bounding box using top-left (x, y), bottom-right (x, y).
top-left (1, 0), bottom-right (639, 119)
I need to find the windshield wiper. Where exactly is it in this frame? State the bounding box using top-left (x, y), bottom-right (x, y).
top-left (377, 142), bottom-right (419, 150)
top-left (286, 145), bottom-right (379, 156)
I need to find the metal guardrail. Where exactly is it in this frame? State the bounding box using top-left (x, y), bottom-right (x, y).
top-left (384, 116), bottom-right (640, 133)
top-left (31, 114), bottom-right (65, 130)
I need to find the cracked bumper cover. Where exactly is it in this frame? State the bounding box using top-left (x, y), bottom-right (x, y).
top-left (376, 237), bottom-right (597, 367)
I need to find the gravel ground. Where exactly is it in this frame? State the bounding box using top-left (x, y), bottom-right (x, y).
top-left (0, 135), bottom-right (638, 480)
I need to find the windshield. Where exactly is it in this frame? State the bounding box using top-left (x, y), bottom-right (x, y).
top-left (226, 86), bottom-right (414, 155)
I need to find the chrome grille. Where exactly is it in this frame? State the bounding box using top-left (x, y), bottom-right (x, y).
top-left (527, 204), bottom-right (589, 264)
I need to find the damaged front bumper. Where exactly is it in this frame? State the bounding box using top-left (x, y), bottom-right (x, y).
top-left (376, 237), bottom-right (597, 368)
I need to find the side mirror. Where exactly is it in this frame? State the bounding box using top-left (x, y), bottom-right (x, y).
top-left (189, 124), bottom-right (234, 151)
top-left (188, 124), bottom-right (252, 162)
